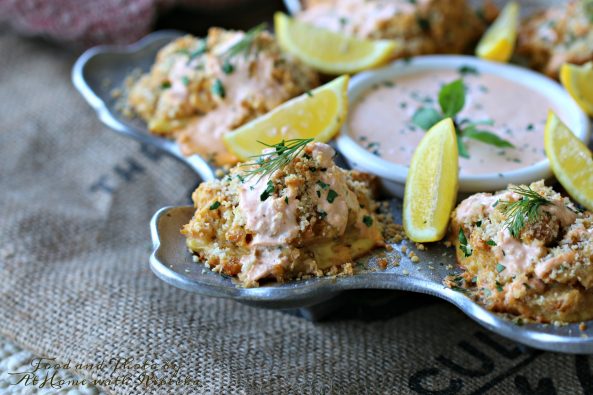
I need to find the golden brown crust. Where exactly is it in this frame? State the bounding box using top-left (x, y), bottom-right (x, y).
top-left (182, 143), bottom-right (386, 287)
top-left (449, 180), bottom-right (593, 323)
top-left (126, 28), bottom-right (319, 165)
top-left (517, 0), bottom-right (593, 79)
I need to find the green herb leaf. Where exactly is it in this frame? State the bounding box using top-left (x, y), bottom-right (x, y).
top-left (189, 40), bottom-right (207, 60)
top-left (260, 180), bottom-right (275, 201)
top-left (209, 201), bottom-right (221, 210)
top-left (496, 263), bottom-right (505, 273)
top-left (458, 65), bottom-right (479, 76)
top-left (318, 210), bottom-right (328, 219)
top-left (439, 79), bottom-right (466, 117)
top-left (463, 127), bottom-right (515, 148)
top-left (458, 228), bottom-right (472, 257)
top-left (411, 107), bottom-right (443, 131)
top-left (242, 138), bottom-right (314, 182)
top-left (496, 281), bottom-right (503, 292)
top-left (160, 81), bottom-right (171, 89)
top-left (486, 240), bottom-right (497, 246)
top-left (327, 189), bottom-right (338, 203)
top-left (363, 215), bottom-right (373, 227)
top-left (457, 136), bottom-right (470, 159)
top-left (224, 23), bottom-right (267, 59)
top-left (181, 76), bottom-right (190, 86)
top-left (499, 185), bottom-right (551, 238)
top-left (212, 79), bottom-right (225, 98)
top-left (221, 60), bottom-right (234, 74)
top-left (317, 180), bottom-right (329, 189)
top-left (586, 0), bottom-right (593, 23)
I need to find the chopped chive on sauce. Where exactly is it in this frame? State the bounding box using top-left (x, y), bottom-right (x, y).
top-left (318, 210), bottom-right (328, 219)
top-left (458, 65), bottom-right (479, 76)
top-left (161, 81), bottom-right (171, 89)
top-left (209, 201), bottom-right (221, 210)
top-left (486, 240), bottom-right (497, 246)
top-left (181, 76), bottom-right (190, 86)
top-left (221, 61), bottom-right (234, 74)
top-left (317, 180), bottom-right (329, 189)
top-left (212, 79), bottom-right (226, 98)
top-left (363, 215), bottom-right (373, 227)
top-left (260, 180), bottom-right (275, 201)
top-left (327, 189), bottom-right (338, 203)
top-left (496, 263), bottom-right (506, 273)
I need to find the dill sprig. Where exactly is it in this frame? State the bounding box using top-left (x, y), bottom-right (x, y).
top-left (242, 138), bottom-right (314, 182)
top-left (224, 23), bottom-right (267, 60)
top-left (499, 186), bottom-right (551, 238)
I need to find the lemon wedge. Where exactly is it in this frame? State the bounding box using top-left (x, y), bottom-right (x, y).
top-left (274, 12), bottom-right (397, 75)
top-left (476, 2), bottom-right (520, 62)
top-left (403, 118), bottom-right (459, 242)
top-left (223, 75), bottom-right (348, 161)
top-left (544, 111), bottom-right (593, 211)
top-left (560, 62), bottom-right (593, 116)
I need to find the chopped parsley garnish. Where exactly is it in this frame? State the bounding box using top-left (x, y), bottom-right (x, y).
top-left (496, 281), bottom-right (503, 292)
top-left (260, 180), bottom-right (275, 201)
top-left (496, 263), bottom-right (505, 273)
top-left (318, 210), bottom-right (328, 219)
top-left (486, 240), bottom-right (497, 246)
top-left (161, 81), bottom-right (171, 89)
top-left (411, 79), bottom-right (514, 158)
top-left (221, 61), bottom-right (234, 74)
top-left (499, 186), bottom-right (551, 238)
top-left (475, 220), bottom-right (482, 227)
top-left (417, 17), bottom-right (430, 30)
top-left (363, 215), bottom-right (373, 227)
top-left (209, 201), bottom-right (221, 210)
top-left (212, 79), bottom-right (225, 98)
top-left (327, 189), bottom-right (338, 203)
top-left (181, 76), bottom-right (190, 86)
top-left (306, 91), bottom-right (313, 97)
top-left (458, 228), bottom-right (472, 257)
top-left (284, 196), bottom-right (289, 204)
top-left (458, 65), bottom-right (479, 76)
top-left (317, 180), bottom-right (329, 189)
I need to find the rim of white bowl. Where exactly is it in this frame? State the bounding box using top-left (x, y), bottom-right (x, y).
top-left (336, 55), bottom-right (591, 193)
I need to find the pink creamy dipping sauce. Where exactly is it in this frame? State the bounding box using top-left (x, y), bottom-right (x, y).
top-left (349, 69), bottom-right (558, 175)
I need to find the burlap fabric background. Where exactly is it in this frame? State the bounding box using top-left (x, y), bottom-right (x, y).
top-left (2, 2), bottom-right (593, 393)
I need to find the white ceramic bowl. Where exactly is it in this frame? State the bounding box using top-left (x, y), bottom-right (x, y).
top-left (336, 55), bottom-right (591, 197)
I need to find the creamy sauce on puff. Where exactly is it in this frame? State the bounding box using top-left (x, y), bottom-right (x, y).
top-left (349, 69), bottom-right (561, 175)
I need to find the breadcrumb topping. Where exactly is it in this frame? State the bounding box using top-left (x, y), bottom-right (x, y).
top-left (448, 180), bottom-right (593, 323)
top-left (182, 142), bottom-right (386, 287)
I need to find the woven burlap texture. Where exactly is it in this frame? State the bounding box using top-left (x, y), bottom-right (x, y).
top-left (0, 21), bottom-right (591, 395)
